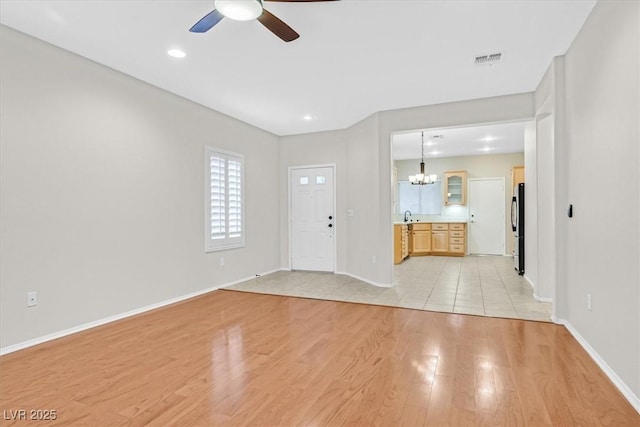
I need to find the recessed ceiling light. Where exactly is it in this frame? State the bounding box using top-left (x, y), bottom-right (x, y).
top-left (303, 114), bottom-right (313, 121)
top-left (425, 141), bottom-right (435, 146)
top-left (167, 49), bottom-right (186, 58)
top-left (480, 147), bottom-right (494, 152)
top-left (481, 136), bottom-right (496, 142)
top-left (430, 150), bottom-right (441, 156)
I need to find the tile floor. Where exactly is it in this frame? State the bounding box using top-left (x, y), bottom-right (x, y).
top-left (226, 255), bottom-right (552, 322)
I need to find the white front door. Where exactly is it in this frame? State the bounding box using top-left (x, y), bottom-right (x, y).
top-left (468, 178), bottom-right (505, 255)
top-left (290, 166), bottom-right (335, 272)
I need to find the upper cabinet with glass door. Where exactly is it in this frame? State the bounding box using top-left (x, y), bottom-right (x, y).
top-left (444, 171), bottom-right (467, 206)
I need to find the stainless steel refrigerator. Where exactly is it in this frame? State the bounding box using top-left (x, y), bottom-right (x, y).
top-left (511, 183), bottom-right (525, 275)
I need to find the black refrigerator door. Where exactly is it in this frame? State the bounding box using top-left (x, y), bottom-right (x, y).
top-left (515, 183), bottom-right (525, 274)
top-left (511, 196), bottom-right (517, 232)
top-left (515, 237), bottom-right (525, 275)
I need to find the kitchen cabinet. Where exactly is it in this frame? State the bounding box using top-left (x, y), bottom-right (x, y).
top-left (511, 166), bottom-right (525, 191)
top-left (431, 223), bottom-right (449, 253)
top-left (401, 222), bottom-right (466, 257)
top-left (444, 171), bottom-right (467, 206)
top-left (409, 223), bottom-right (431, 255)
top-left (394, 224), bottom-right (409, 264)
top-left (449, 223), bottom-right (466, 254)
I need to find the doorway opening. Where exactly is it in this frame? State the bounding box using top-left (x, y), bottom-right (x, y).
top-left (390, 119), bottom-right (548, 319)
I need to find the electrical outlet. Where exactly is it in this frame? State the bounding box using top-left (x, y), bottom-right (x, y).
top-left (220, 257), bottom-right (225, 266)
top-left (587, 293), bottom-right (592, 311)
top-left (27, 292), bottom-right (37, 307)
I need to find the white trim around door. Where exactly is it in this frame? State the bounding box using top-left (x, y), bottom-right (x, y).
top-left (288, 164), bottom-right (337, 272)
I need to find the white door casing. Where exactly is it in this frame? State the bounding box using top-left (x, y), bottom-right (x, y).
top-left (290, 166), bottom-right (335, 272)
top-left (468, 178), bottom-right (506, 255)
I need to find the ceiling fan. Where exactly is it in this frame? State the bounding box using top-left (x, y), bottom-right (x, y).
top-left (189, 0), bottom-right (338, 42)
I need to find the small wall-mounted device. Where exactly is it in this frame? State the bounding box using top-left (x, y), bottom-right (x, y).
top-left (568, 204), bottom-right (573, 218)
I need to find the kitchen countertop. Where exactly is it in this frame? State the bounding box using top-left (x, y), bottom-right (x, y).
top-left (394, 220), bottom-right (468, 225)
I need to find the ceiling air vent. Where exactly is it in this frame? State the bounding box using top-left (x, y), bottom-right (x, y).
top-left (474, 52), bottom-right (503, 66)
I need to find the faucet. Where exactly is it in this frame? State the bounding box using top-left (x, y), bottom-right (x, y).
top-left (404, 210), bottom-right (412, 222)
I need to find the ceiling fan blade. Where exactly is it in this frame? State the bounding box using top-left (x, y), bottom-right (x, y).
top-left (189, 9), bottom-right (224, 33)
top-left (257, 10), bottom-right (299, 42)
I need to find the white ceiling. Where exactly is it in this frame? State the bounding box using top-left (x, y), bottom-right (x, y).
top-left (392, 121), bottom-right (526, 160)
top-left (0, 0), bottom-right (595, 136)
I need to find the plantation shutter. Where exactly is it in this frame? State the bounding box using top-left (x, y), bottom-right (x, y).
top-left (205, 147), bottom-right (245, 251)
top-left (228, 159), bottom-right (242, 238)
top-left (210, 156), bottom-right (226, 240)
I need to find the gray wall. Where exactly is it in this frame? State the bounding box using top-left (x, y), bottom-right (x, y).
top-left (562, 0), bottom-right (639, 401)
top-left (523, 121), bottom-right (538, 292)
top-left (533, 56), bottom-right (565, 303)
top-left (345, 113), bottom-right (384, 283)
top-left (0, 26), bottom-right (281, 348)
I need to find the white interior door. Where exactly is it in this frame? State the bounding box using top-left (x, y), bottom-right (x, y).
top-left (468, 178), bottom-right (505, 255)
top-left (290, 166), bottom-right (335, 272)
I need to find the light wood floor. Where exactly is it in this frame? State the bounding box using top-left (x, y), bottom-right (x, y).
top-left (1, 290), bottom-right (637, 426)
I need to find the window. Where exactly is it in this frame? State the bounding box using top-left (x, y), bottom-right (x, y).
top-left (205, 147), bottom-right (245, 252)
top-left (397, 180), bottom-right (443, 215)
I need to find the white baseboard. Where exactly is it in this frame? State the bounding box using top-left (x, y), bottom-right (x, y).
top-left (523, 275), bottom-right (553, 303)
top-left (533, 293), bottom-right (553, 303)
top-left (219, 267), bottom-right (288, 283)
top-left (0, 271), bottom-right (275, 356)
top-left (334, 271), bottom-right (393, 288)
top-left (523, 274), bottom-right (535, 289)
top-left (555, 318), bottom-right (640, 414)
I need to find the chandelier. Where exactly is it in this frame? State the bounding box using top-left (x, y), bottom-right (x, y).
top-left (408, 132), bottom-right (437, 185)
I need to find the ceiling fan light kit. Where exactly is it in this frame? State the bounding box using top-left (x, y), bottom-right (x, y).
top-left (215, 0), bottom-right (263, 21)
top-left (190, 0), bottom-right (339, 42)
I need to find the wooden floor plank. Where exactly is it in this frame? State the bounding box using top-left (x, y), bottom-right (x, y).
top-left (0, 289), bottom-right (637, 426)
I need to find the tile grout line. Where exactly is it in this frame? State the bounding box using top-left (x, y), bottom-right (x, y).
top-left (495, 256), bottom-right (522, 316)
top-left (451, 257), bottom-right (463, 313)
top-left (477, 256), bottom-right (487, 315)
top-left (422, 258), bottom-right (448, 309)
